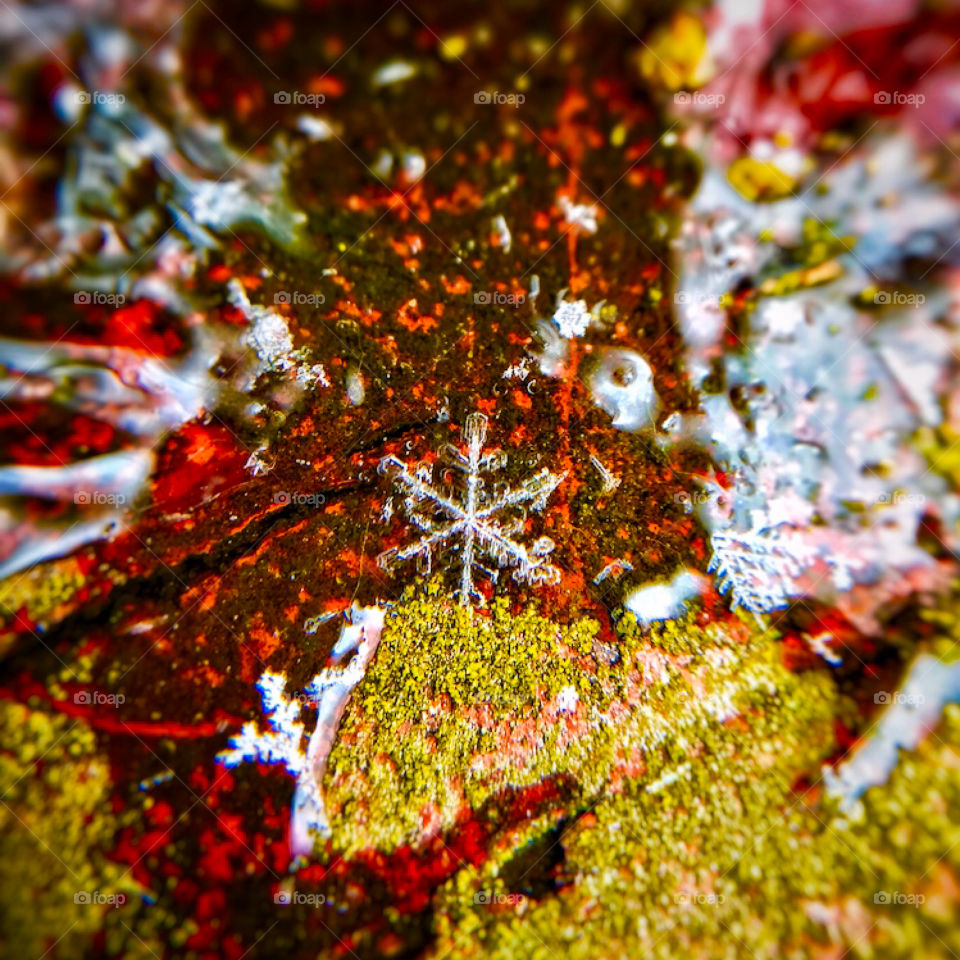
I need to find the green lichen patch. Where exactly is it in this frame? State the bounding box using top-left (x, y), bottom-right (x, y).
top-left (0, 556), bottom-right (87, 625)
top-left (322, 590), bottom-right (839, 865)
top-left (0, 701), bottom-right (141, 959)
top-left (424, 679), bottom-right (960, 960)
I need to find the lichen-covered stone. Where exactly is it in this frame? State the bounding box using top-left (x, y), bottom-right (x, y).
top-left (0, 701), bottom-right (141, 958)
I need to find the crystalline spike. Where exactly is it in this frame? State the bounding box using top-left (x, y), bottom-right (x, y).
top-left (377, 546), bottom-right (400, 572)
top-left (464, 412), bottom-right (488, 451)
top-left (378, 455), bottom-right (403, 477)
top-left (441, 443), bottom-right (470, 470)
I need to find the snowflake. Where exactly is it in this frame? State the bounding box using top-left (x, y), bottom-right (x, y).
top-left (803, 630), bottom-right (843, 666)
top-left (708, 524), bottom-right (819, 614)
top-left (589, 454), bottom-right (621, 494)
top-left (559, 196), bottom-right (598, 234)
top-left (377, 412), bottom-right (565, 603)
top-left (552, 297), bottom-right (592, 338)
top-left (244, 448), bottom-right (273, 476)
top-left (502, 357), bottom-right (532, 380)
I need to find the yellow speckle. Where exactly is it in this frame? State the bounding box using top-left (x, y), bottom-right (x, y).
top-left (727, 156), bottom-right (797, 202)
top-left (439, 34), bottom-right (467, 60)
top-left (636, 12), bottom-right (713, 91)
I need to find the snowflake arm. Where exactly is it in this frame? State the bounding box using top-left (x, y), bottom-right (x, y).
top-left (708, 525), bottom-right (819, 614)
top-left (379, 455), bottom-right (465, 520)
top-left (475, 466), bottom-right (565, 517)
top-left (217, 670), bottom-right (306, 775)
top-left (558, 196), bottom-right (598, 234)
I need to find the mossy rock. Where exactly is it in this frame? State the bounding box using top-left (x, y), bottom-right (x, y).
top-left (323, 591), bottom-right (839, 863)
top-left (0, 701), bottom-right (141, 958)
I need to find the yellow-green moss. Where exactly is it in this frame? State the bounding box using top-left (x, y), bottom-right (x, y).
top-left (727, 156), bottom-right (797, 202)
top-left (320, 590), bottom-right (960, 958)
top-left (322, 591), bottom-right (838, 862)
top-left (916, 426), bottom-right (960, 492)
top-left (0, 701), bottom-right (141, 958)
top-left (425, 700), bottom-right (960, 960)
top-left (0, 558), bottom-right (86, 624)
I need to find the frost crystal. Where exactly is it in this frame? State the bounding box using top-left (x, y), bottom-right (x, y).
top-left (378, 413), bottom-right (565, 603)
top-left (552, 298), bottom-right (592, 339)
top-left (558, 196), bottom-right (598, 234)
top-left (673, 133), bottom-right (960, 620)
top-left (218, 671), bottom-right (308, 775)
top-left (708, 524), bottom-right (819, 614)
top-left (227, 280), bottom-right (331, 389)
top-left (589, 454), bottom-right (621, 495)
